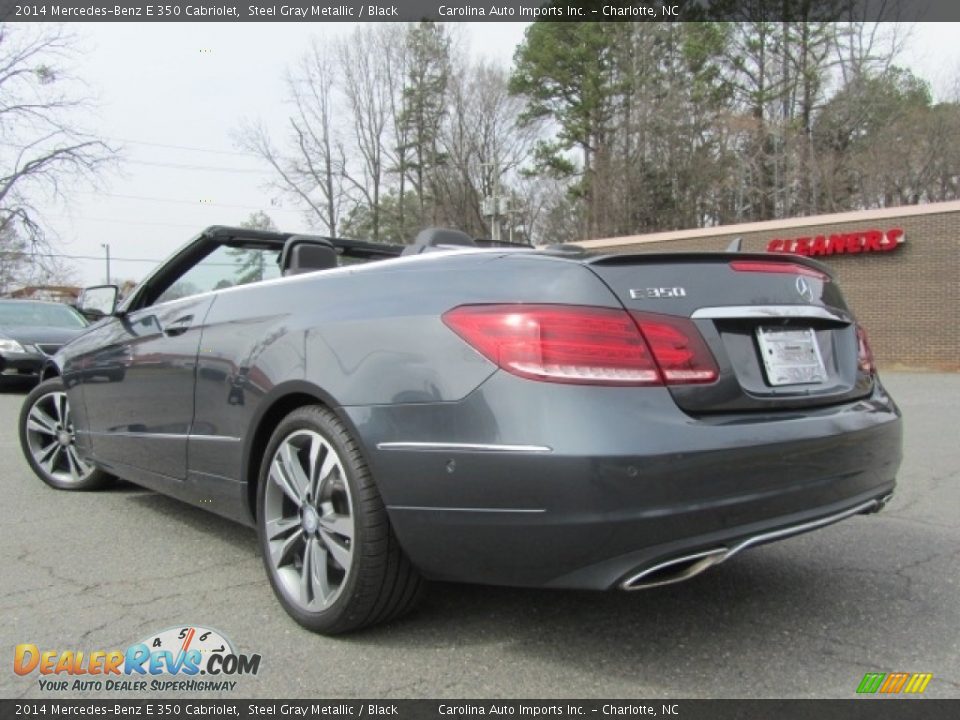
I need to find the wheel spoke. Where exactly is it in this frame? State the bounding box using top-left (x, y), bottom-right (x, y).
top-left (312, 543), bottom-right (331, 602)
top-left (270, 526), bottom-right (303, 568)
top-left (270, 454), bottom-right (303, 508)
top-left (53, 393), bottom-right (66, 425)
top-left (318, 513), bottom-right (353, 540)
top-left (319, 529), bottom-right (351, 570)
top-left (282, 442), bottom-right (310, 500)
top-left (317, 451), bottom-right (340, 485)
top-left (65, 446), bottom-right (91, 478)
top-left (36, 441), bottom-right (61, 473)
top-left (300, 536), bottom-right (316, 605)
top-left (265, 515), bottom-right (300, 541)
top-left (306, 436), bottom-right (322, 500)
top-left (27, 407), bottom-right (58, 436)
top-left (63, 446), bottom-right (81, 481)
top-left (316, 466), bottom-right (340, 509)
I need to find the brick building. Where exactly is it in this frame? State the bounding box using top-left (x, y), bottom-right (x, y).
top-left (577, 200), bottom-right (960, 371)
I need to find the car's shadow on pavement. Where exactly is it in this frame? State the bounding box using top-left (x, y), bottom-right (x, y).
top-left (342, 556), bottom-right (899, 694)
top-left (105, 481), bottom-right (922, 689)
top-left (122, 487), bottom-right (260, 549)
top-left (361, 559), bottom-right (806, 644)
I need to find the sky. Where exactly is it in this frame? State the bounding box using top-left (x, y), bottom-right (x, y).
top-left (23, 21), bottom-right (960, 287)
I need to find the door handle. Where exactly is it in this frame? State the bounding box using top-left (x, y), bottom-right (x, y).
top-left (162, 315), bottom-right (194, 337)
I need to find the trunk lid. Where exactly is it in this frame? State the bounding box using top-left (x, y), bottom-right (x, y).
top-left (584, 252), bottom-right (874, 413)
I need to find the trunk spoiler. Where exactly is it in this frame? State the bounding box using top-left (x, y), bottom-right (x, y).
top-left (584, 251), bottom-right (834, 278)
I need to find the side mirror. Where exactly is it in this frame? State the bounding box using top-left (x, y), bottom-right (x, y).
top-left (77, 285), bottom-right (120, 320)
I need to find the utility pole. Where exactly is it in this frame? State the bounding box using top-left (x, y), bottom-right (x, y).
top-left (100, 243), bottom-right (111, 285)
top-left (481, 159), bottom-right (503, 242)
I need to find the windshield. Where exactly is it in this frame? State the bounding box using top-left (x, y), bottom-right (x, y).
top-left (155, 245), bottom-right (283, 305)
top-left (0, 302), bottom-right (88, 329)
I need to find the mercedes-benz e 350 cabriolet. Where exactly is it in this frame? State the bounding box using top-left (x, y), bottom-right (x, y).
top-left (19, 226), bottom-right (902, 633)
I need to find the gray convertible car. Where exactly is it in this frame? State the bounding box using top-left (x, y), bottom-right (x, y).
top-left (18, 225), bottom-right (902, 633)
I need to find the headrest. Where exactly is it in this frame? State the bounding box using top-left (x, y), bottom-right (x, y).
top-left (280, 237), bottom-right (338, 276)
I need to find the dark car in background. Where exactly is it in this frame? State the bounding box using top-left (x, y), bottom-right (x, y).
top-left (18, 226), bottom-right (902, 634)
top-left (0, 300), bottom-right (88, 388)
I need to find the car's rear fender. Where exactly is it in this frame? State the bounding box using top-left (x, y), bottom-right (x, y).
top-left (191, 252), bottom-right (624, 521)
top-left (238, 379), bottom-right (372, 525)
top-left (342, 372), bottom-right (902, 588)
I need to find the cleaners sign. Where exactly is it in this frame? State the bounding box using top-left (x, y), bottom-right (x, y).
top-left (767, 228), bottom-right (905, 256)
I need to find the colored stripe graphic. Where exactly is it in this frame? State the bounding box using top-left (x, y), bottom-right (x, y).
top-left (904, 673), bottom-right (933, 694)
top-left (858, 672), bottom-right (933, 694)
top-left (880, 672), bottom-right (910, 693)
top-left (857, 673), bottom-right (886, 694)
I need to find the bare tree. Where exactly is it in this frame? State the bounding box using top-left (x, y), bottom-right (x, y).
top-left (0, 224), bottom-right (29, 294)
top-left (833, 17), bottom-right (911, 85)
top-left (0, 225), bottom-right (81, 295)
top-left (339, 27), bottom-right (392, 241)
top-left (33, 253), bottom-right (80, 288)
top-left (435, 60), bottom-right (542, 237)
top-left (236, 37), bottom-right (345, 237)
top-left (0, 24), bottom-right (114, 272)
top-left (379, 28), bottom-right (414, 241)
top-left (401, 22), bottom-right (452, 227)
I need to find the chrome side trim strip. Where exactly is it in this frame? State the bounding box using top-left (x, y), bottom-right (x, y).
top-left (78, 431), bottom-right (241, 442)
top-left (691, 305), bottom-right (851, 323)
top-left (377, 442), bottom-right (552, 453)
top-left (388, 506), bottom-right (546, 514)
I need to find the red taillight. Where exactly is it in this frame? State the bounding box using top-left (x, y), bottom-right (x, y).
top-left (442, 305), bottom-right (718, 386)
top-left (631, 312), bottom-right (719, 384)
top-left (730, 260), bottom-right (829, 281)
top-left (856, 324), bottom-right (875, 374)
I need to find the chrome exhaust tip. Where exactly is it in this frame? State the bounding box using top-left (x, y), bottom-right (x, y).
top-left (619, 548), bottom-right (729, 591)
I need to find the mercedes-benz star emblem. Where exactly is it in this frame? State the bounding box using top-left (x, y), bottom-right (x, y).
top-left (795, 276), bottom-right (814, 302)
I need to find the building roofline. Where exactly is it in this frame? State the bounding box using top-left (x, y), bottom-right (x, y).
top-left (575, 199), bottom-right (960, 249)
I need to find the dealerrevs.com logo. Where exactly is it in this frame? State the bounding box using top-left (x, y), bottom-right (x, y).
top-left (14, 625), bottom-right (261, 693)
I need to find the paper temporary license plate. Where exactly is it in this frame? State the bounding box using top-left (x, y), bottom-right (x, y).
top-left (756, 326), bottom-right (828, 386)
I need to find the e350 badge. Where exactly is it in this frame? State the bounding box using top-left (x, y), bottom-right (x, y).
top-left (14, 625), bottom-right (261, 693)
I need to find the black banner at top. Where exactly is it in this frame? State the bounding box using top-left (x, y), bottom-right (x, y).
top-left (2, 0), bottom-right (960, 23)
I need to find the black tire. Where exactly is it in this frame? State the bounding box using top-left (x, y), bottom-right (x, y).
top-left (257, 405), bottom-right (422, 634)
top-left (19, 377), bottom-right (113, 491)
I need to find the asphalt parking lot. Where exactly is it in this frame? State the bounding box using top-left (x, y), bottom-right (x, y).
top-left (2, 372), bottom-right (958, 700)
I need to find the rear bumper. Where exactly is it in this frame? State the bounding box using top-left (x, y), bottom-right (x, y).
top-left (345, 374), bottom-right (902, 590)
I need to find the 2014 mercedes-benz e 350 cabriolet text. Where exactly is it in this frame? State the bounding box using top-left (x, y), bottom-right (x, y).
top-left (19, 226), bottom-right (902, 633)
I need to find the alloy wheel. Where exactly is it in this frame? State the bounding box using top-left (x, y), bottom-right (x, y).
top-left (23, 389), bottom-right (95, 485)
top-left (263, 429), bottom-right (355, 612)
